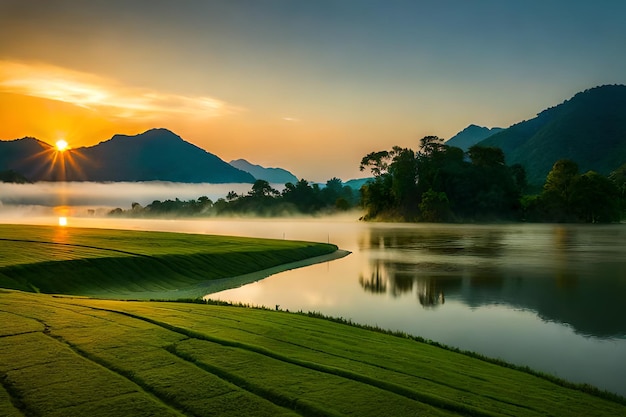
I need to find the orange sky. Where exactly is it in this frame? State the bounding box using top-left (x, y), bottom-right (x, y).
top-left (1, 2), bottom-right (625, 181)
top-left (0, 60), bottom-right (455, 180)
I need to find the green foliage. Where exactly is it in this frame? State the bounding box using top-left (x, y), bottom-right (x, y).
top-left (359, 139), bottom-right (524, 222)
top-left (0, 225), bottom-right (337, 298)
top-left (570, 171), bottom-right (620, 223)
top-left (523, 160), bottom-right (621, 223)
top-left (361, 140), bottom-right (621, 224)
top-left (389, 147), bottom-right (418, 214)
top-left (110, 177), bottom-right (359, 217)
top-left (359, 174), bottom-right (394, 220)
top-left (418, 189), bottom-right (451, 222)
top-left (608, 163), bottom-right (626, 216)
top-left (0, 291), bottom-right (624, 416)
top-left (467, 145), bottom-right (505, 167)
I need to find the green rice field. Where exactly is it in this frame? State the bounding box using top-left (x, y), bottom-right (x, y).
top-left (0, 224), bottom-right (338, 298)
top-left (1, 291), bottom-right (625, 416)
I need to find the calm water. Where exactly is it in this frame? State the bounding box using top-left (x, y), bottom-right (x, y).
top-left (206, 219), bottom-right (626, 396)
top-left (3, 215), bottom-right (626, 396)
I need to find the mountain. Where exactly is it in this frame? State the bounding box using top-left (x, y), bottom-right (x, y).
top-left (446, 124), bottom-right (503, 151)
top-left (343, 177), bottom-right (373, 190)
top-left (0, 137), bottom-right (56, 181)
top-left (477, 85), bottom-right (626, 185)
top-left (0, 170), bottom-right (31, 183)
top-left (0, 129), bottom-right (255, 183)
top-left (229, 159), bottom-right (298, 184)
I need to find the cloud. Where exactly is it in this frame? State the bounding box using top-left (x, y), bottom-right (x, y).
top-left (282, 117), bottom-right (301, 122)
top-left (0, 60), bottom-right (243, 120)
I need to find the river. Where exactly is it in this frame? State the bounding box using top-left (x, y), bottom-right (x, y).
top-left (2, 214), bottom-right (626, 396)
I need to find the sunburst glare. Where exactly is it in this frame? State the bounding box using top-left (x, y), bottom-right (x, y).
top-left (55, 139), bottom-right (68, 152)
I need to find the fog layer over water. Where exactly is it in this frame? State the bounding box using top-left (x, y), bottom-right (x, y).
top-left (0, 181), bottom-right (262, 210)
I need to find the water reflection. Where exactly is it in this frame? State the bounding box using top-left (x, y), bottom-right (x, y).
top-left (359, 260), bottom-right (452, 307)
top-left (357, 224), bottom-right (626, 338)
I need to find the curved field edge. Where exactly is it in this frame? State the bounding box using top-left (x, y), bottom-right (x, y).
top-left (0, 291), bottom-right (624, 417)
top-left (0, 224), bottom-right (339, 298)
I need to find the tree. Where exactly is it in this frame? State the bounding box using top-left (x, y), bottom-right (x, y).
top-left (543, 159), bottom-right (579, 199)
top-left (541, 159), bottom-right (580, 222)
top-left (249, 179), bottom-right (279, 198)
top-left (359, 139), bottom-right (521, 221)
top-left (322, 177), bottom-right (343, 206)
top-left (416, 136), bottom-right (447, 194)
top-left (510, 164), bottom-right (528, 194)
top-left (418, 189), bottom-right (451, 222)
top-left (282, 179), bottom-right (322, 213)
top-left (360, 151), bottom-right (391, 176)
top-left (468, 145), bottom-right (505, 167)
top-left (608, 163), bottom-right (626, 218)
top-left (359, 146), bottom-right (418, 219)
top-left (359, 174), bottom-right (393, 220)
top-left (570, 171), bottom-right (620, 223)
top-left (388, 147), bottom-right (418, 214)
top-left (418, 135), bottom-right (446, 157)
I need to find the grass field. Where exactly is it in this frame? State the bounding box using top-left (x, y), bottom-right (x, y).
top-left (0, 224), bottom-right (625, 416)
top-left (0, 290), bottom-right (624, 416)
top-left (0, 224), bottom-right (338, 298)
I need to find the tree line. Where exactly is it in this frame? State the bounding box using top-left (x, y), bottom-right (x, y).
top-left (109, 177), bottom-right (359, 217)
top-left (359, 136), bottom-right (625, 223)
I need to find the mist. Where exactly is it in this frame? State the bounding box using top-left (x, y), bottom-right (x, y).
top-left (0, 181), bottom-right (265, 209)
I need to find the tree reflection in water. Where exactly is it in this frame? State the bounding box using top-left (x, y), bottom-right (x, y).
top-left (359, 259), bottom-right (453, 308)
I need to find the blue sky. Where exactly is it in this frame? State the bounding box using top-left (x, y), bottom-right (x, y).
top-left (1, 0), bottom-right (625, 180)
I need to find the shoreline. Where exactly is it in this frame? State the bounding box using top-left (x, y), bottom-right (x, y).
top-left (101, 249), bottom-right (352, 301)
top-left (194, 249), bottom-right (351, 298)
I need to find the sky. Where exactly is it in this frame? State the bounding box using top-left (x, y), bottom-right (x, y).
top-left (1, 0), bottom-right (625, 181)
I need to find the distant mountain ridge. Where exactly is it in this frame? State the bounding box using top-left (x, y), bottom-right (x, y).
top-left (0, 137), bottom-right (55, 180)
top-left (446, 124), bottom-right (503, 151)
top-left (0, 129), bottom-right (255, 183)
top-left (229, 158), bottom-right (298, 184)
top-left (477, 85), bottom-right (626, 185)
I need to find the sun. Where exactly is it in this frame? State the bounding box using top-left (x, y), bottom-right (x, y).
top-left (55, 139), bottom-right (68, 152)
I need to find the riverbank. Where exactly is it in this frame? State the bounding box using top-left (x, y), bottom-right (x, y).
top-left (0, 224), bottom-right (338, 299)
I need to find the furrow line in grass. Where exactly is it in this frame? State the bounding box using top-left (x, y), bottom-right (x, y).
top-left (214, 324), bottom-right (483, 398)
top-left (0, 371), bottom-right (31, 417)
top-left (0, 331), bottom-right (42, 339)
top-left (247, 329), bottom-right (533, 414)
top-left (32, 300), bottom-right (142, 330)
top-left (40, 332), bottom-right (193, 417)
top-left (299, 310), bottom-right (626, 406)
top-left (140, 306), bottom-right (515, 414)
top-left (99, 305), bottom-right (481, 402)
top-left (81, 304), bottom-right (502, 417)
top-left (165, 343), bottom-right (342, 417)
top-left (0, 238), bottom-right (150, 258)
